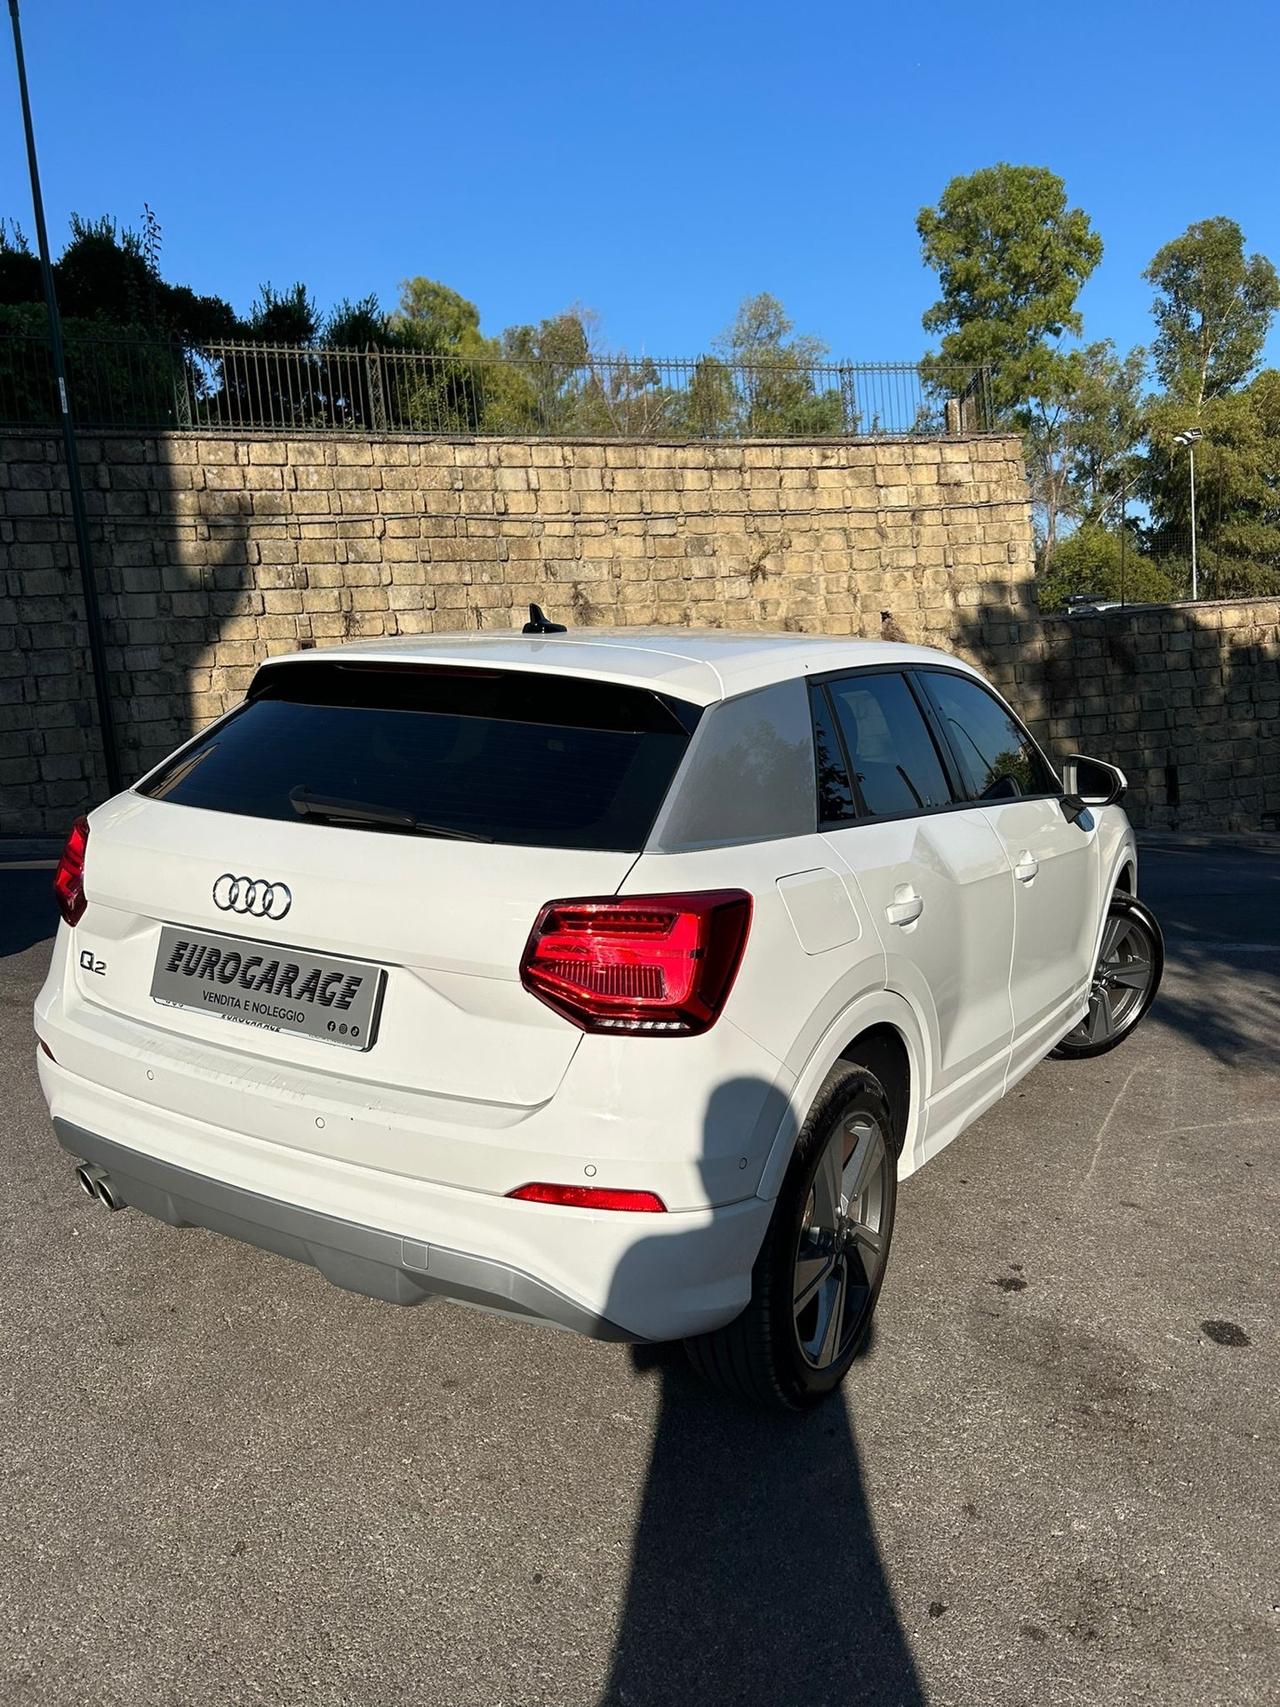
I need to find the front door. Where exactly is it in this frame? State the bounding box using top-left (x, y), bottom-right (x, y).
top-left (912, 667), bottom-right (1099, 1079)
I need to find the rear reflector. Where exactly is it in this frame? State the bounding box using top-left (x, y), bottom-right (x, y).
top-left (519, 889), bottom-right (752, 1036)
top-left (507, 1183), bottom-right (667, 1212)
top-left (53, 816), bottom-right (90, 927)
top-left (35, 1035), bottom-right (56, 1062)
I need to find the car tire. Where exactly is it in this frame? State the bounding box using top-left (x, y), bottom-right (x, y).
top-left (1051, 892), bottom-right (1164, 1061)
top-left (684, 1064), bottom-right (898, 1411)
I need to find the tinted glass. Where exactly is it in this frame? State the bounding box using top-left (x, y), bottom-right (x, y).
top-left (921, 671), bottom-right (1059, 802)
top-left (809, 687), bottom-right (857, 824)
top-left (827, 672), bottom-right (954, 817)
top-left (139, 663), bottom-right (697, 852)
top-left (652, 680), bottom-right (817, 849)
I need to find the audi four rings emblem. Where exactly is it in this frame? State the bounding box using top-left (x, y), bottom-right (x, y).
top-left (212, 874), bottom-right (292, 920)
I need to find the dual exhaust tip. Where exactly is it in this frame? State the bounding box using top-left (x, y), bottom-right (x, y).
top-left (75, 1162), bottom-right (125, 1213)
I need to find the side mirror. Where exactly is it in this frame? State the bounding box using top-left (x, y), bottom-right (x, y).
top-left (1061, 753), bottom-right (1127, 823)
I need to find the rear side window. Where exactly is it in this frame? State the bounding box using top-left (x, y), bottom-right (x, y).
top-left (825, 672), bottom-right (954, 818)
top-left (917, 671), bottom-right (1060, 802)
top-left (138, 662), bottom-right (698, 852)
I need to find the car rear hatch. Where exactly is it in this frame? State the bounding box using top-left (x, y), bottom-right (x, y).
top-left (69, 658), bottom-right (700, 1111)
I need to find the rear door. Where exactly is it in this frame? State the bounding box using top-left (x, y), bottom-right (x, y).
top-left (812, 670), bottom-right (1016, 1155)
top-left (74, 661), bottom-right (697, 1109)
top-left (912, 666), bottom-right (1099, 1076)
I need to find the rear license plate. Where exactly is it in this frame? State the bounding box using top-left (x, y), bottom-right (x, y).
top-left (150, 925), bottom-right (385, 1051)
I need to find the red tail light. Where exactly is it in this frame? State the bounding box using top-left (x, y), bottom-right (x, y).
top-left (508, 1183), bottom-right (667, 1212)
top-left (519, 889), bottom-right (752, 1036)
top-left (53, 816), bottom-right (90, 927)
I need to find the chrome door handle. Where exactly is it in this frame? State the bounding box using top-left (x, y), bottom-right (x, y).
top-left (885, 888), bottom-right (924, 927)
top-left (1014, 853), bottom-right (1039, 883)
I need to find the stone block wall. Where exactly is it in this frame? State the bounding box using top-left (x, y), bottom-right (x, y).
top-left (3, 428), bottom-right (1276, 837)
top-left (979, 598), bottom-right (1280, 834)
top-left (0, 430), bottom-right (1033, 832)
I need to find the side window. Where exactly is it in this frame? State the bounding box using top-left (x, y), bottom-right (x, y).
top-left (826, 672), bottom-right (955, 818)
top-left (809, 687), bottom-right (857, 824)
top-left (919, 671), bottom-right (1059, 803)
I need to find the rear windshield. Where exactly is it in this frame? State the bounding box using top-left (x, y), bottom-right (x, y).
top-left (138, 661), bottom-right (699, 852)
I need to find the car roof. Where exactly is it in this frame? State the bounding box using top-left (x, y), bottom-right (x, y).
top-left (260, 628), bottom-right (983, 707)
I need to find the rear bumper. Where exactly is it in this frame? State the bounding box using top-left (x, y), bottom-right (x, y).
top-left (39, 1058), bottom-right (773, 1342)
top-left (55, 1118), bottom-right (632, 1338)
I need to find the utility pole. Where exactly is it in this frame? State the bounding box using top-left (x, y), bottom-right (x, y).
top-left (8, 0), bottom-right (122, 794)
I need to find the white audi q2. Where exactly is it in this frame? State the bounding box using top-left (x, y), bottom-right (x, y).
top-left (35, 627), bottom-right (1162, 1409)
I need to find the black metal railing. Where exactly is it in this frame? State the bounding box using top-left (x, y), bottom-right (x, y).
top-left (0, 333), bottom-right (994, 439)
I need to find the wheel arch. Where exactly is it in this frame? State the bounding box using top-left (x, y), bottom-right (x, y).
top-left (757, 990), bottom-right (926, 1202)
top-left (1092, 833), bottom-right (1140, 966)
top-left (838, 1024), bottom-right (911, 1158)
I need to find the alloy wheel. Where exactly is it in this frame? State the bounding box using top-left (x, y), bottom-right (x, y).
top-left (1069, 911), bottom-right (1157, 1048)
top-left (792, 1113), bottom-right (889, 1369)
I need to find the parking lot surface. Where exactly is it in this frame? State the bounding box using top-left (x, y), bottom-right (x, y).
top-left (1, 845), bottom-right (1276, 1707)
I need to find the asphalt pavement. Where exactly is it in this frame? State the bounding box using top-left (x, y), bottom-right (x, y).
top-left (1, 843), bottom-right (1276, 1707)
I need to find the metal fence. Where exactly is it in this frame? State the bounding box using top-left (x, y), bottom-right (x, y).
top-left (0, 332), bottom-right (994, 439)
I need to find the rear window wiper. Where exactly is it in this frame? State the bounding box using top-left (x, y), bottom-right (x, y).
top-left (288, 786), bottom-right (493, 842)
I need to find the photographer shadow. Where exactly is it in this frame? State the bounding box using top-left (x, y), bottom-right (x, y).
top-left (598, 1077), bottom-right (924, 1707)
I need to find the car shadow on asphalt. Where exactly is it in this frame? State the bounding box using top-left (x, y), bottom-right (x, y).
top-left (599, 1336), bottom-right (923, 1707)
top-left (598, 1077), bottom-right (924, 1707)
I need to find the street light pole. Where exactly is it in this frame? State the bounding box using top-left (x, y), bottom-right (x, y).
top-left (1173, 427), bottom-right (1204, 604)
top-left (7, 0), bottom-right (122, 795)
top-left (1188, 443), bottom-right (1198, 601)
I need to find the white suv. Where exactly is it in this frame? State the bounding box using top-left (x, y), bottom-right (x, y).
top-left (35, 627), bottom-right (1162, 1409)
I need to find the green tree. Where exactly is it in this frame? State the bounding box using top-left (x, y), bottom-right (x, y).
top-left (499, 309), bottom-right (592, 431)
top-left (1025, 340), bottom-right (1146, 583)
top-left (1145, 372), bottom-right (1280, 597)
top-left (919, 165), bottom-right (1106, 566)
top-left (240, 281), bottom-right (320, 344)
top-left (1063, 340), bottom-right (1147, 522)
top-left (0, 220), bottom-right (41, 305)
top-left (0, 211), bottom-right (240, 424)
top-left (324, 294), bottom-right (392, 348)
top-left (383, 276), bottom-right (546, 432)
top-left (1022, 342), bottom-right (1146, 570)
top-left (680, 355), bottom-right (738, 436)
top-left (1144, 217), bottom-right (1280, 409)
top-left (1141, 220), bottom-right (1280, 597)
top-left (1036, 524), bottom-right (1181, 613)
top-left (917, 164), bottom-right (1102, 415)
top-left (710, 292), bottom-right (844, 435)
top-left (54, 213), bottom-right (159, 326)
top-left (391, 276), bottom-right (490, 353)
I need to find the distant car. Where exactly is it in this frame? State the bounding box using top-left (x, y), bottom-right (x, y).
top-left (1061, 595), bottom-right (1123, 615)
top-left (35, 627), bottom-right (1162, 1410)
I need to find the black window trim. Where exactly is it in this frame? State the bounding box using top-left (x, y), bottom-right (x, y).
top-left (808, 680), bottom-right (864, 823)
top-left (907, 664), bottom-right (1063, 806)
top-left (807, 662), bottom-right (1063, 833)
top-left (809, 666), bottom-right (963, 830)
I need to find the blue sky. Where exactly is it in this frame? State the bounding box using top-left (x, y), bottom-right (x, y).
top-left (4, 0), bottom-right (1279, 367)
